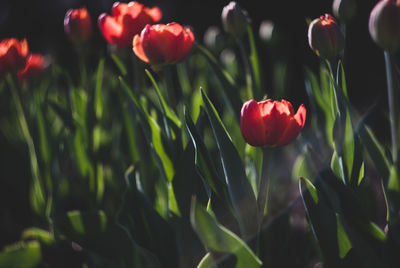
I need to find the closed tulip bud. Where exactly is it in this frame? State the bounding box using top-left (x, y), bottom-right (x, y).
top-left (308, 14), bottom-right (344, 59)
top-left (203, 26), bottom-right (225, 52)
top-left (240, 99), bottom-right (306, 147)
top-left (98, 1), bottom-right (162, 47)
top-left (221, 1), bottom-right (250, 38)
top-left (369, 0), bottom-right (400, 52)
top-left (133, 23), bottom-right (194, 65)
top-left (333, 0), bottom-right (357, 22)
top-left (0, 38), bottom-right (29, 75)
top-left (64, 8), bottom-right (93, 43)
top-left (17, 54), bottom-right (46, 82)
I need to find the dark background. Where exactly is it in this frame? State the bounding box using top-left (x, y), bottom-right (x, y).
top-left (0, 0), bottom-right (391, 248)
top-left (0, 0), bottom-right (387, 111)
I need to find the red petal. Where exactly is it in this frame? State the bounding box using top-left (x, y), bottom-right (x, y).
top-left (132, 34), bottom-right (150, 63)
top-left (240, 99), bottom-right (267, 146)
top-left (140, 24), bottom-right (168, 64)
top-left (98, 13), bottom-right (124, 46)
top-left (146, 7), bottom-right (162, 22)
top-left (276, 104), bottom-right (306, 146)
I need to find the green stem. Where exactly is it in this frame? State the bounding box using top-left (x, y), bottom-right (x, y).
top-left (238, 39), bottom-right (253, 100)
top-left (257, 148), bottom-right (270, 220)
top-left (326, 59), bottom-right (348, 184)
top-left (384, 51), bottom-right (398, 164)
top-left (7, 75), bottom-right (49, 217)
top-left (247, 24), bottom-right (263, 98)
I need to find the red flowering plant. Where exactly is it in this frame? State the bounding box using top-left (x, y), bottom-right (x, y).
top-left (1, 1), bottom-right (400, 268)
top-left (98, 1), bottom-right (162, 47)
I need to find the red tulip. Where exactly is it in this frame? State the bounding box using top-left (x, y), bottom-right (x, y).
top-left (133, 23), bottom-right (195, 65)
top-left (64, 8), bottom-right (93, 43)
top-left (0, 38), bottom-right (29, 75)
top-left (98, 1), bottom-right (162, 47)
top-left (308, 14), bottom-right (344, 59)
top-left (17, 54), bottom-right (46, 82)
top-left (240, 99), bottom-right (306, 147)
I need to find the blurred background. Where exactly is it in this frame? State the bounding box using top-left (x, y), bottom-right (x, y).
top-left (0, 0), bottom-right (390, 250)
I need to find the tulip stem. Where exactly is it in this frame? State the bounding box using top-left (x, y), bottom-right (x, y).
top-left (257, 148), bottom-right (270, 220)
top-left (238, 39), bottom-right (254, 100)
top-left (384, 51), bottom-right (399, 164)
top-left (7, 74), bottom-right (52, 219)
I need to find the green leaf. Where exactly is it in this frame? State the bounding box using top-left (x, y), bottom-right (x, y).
top-left (194, 43), bottom-right (241, 115)
top-left (0, 241), bottom-right (41, 268)
top-left (388, 166), bottom-right (400, 192)
top-left (111, 53), bottom-right (128, 76)
top-left (300, 177), bottom-right (319, 204)
top-left (145, 69), bottom-right (181, 129)
top-left (336, 213), bottom-right (352, 258)
top-left (247, 24), bottom-right (262, 98)
top-left (172, 137), bottom-right (209, 217)
top-left (357, 123), bottom-right (391, 184)
top-left (94, 58), bottom-right (105, 119)
top-left (56, 210), bottom-right (160, 267)
top-left (119, 77), bottom-right (175, 182)
top-left (184, 108), bottom-right (226, 197)
top-left (201, 89), bottom-right (259, 240)
top-left (119, 172), bottom-right (179, 268)
top-left (191, 199), bottom-right (262, 268)
top-left (197, 253), bottom-right (216, 268)
top-left (21, 228), bottom-right (54, 245)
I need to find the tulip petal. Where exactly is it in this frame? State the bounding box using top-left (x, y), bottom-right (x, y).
top-left (132, 34), bottom-right (150, 63)
top-left (240, 99), bottom-right (267, 146)
top-left (146, 7), bottom-right (162, 22)
top-left (276, 104), bottom-right (306, 146)
top-left (98, 14), bottom-right (124, 46)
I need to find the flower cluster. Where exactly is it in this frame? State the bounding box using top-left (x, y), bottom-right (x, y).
top-left (0, 38), bottom-right (45, 82)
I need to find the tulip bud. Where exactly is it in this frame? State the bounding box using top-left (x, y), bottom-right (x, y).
top-left (240, 99), bottom-right (306, 147)
top-left (369, 0), bottom-right (400, 52)
top-left (203, 26), bottom-right (226, 52)
top-left (308, 14), bottom-right (344, 59)
top-left (221, 1), bottom-right (250, 38)
top-left (332, 0), bottom-right (356, 22)
top-left (64, 8), bottom-right (93, 43)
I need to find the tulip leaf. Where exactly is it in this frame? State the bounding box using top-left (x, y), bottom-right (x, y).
top-left (21, 228), bottom-right (54, 245)
top-left (300, 169), bottom-right (386, 267)
top-left (0, 241), bottom-right (42, 268)
top-left (336, 213), bottom-right (352, 258)
top-left (111, 53), bottom-right (128, 76)
top-left (145, 69), bottom-right (181, 129)
top-left (357, 119), bottom-right (391, 185)
top-left (94, 58), bottom-right (105, 119)
top-left (190, 199), bottom-right (262, 268)
top-left (247, 24), bottom-right (262, 98)
top-left (119, 77), bottom-right (174, 182)
top-left (194, 43), bottom-right (242, 115)
top-left (55, 210), bottom-right (160, 267)
top-left (197, 253), bottom-right (216, 268)
top-left (118, 171), bottom-right (179, 268)
top-left (201, 89), bottom-right (259, 240)
top-left (184, 108), bottom-right (225, 197)
top-left (171, 137), bottom-right (209, 218)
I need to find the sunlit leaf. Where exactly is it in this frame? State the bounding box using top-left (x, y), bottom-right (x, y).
top-left (191, 199), bottom-right (262, 268)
